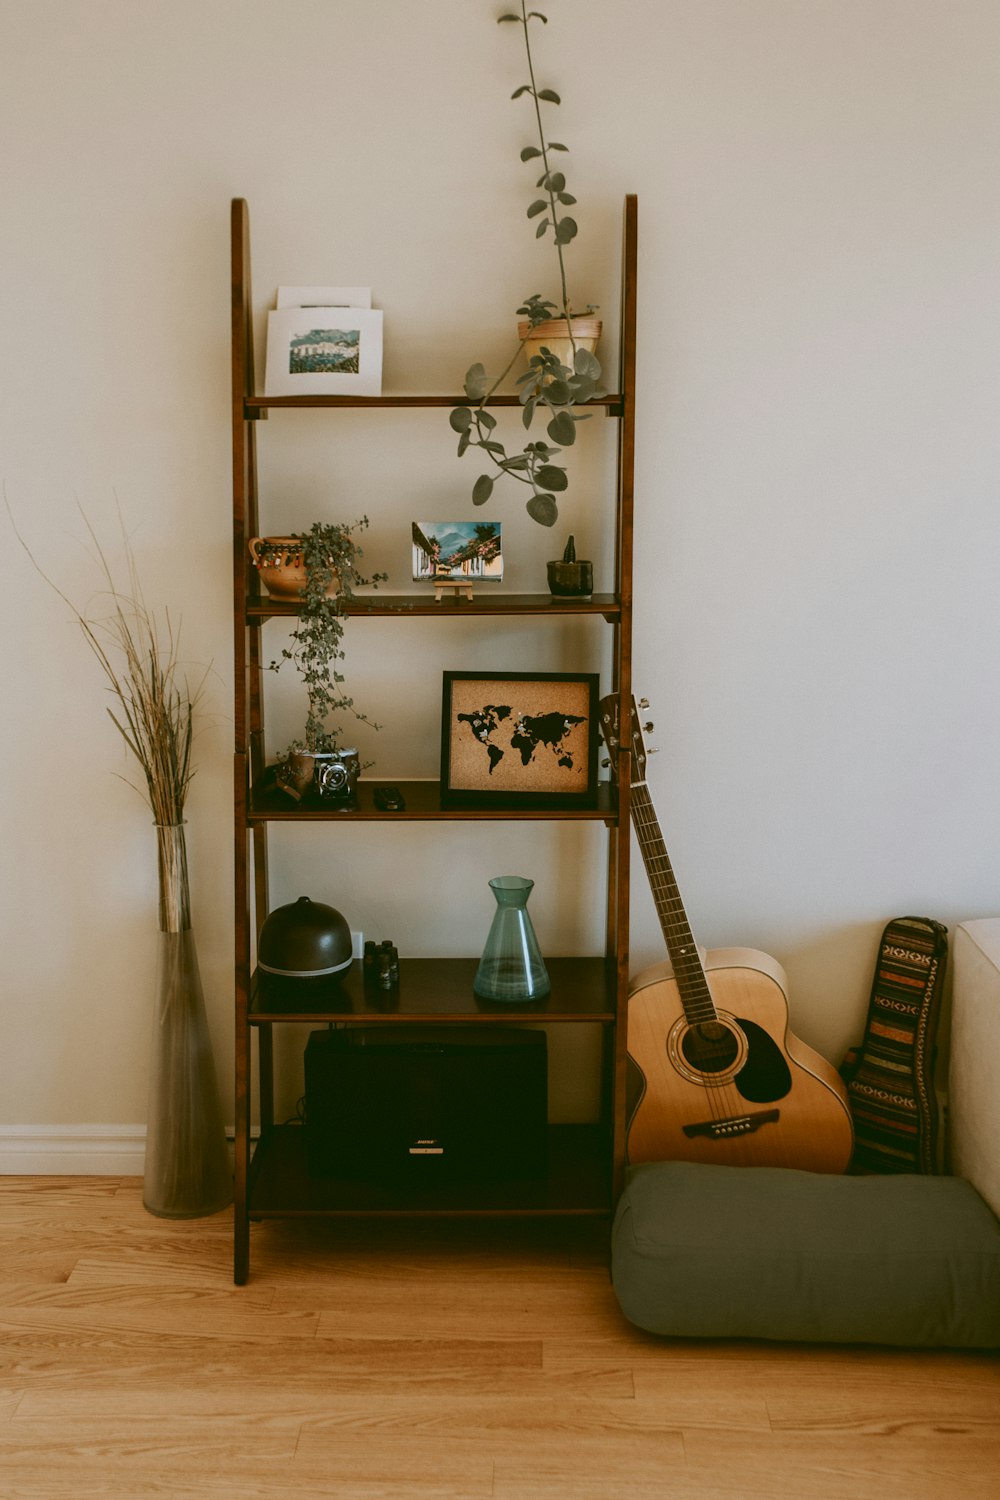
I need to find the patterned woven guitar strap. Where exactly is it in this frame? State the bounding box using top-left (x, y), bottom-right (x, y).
top-left (841, 916), bottom-right (949, 1174)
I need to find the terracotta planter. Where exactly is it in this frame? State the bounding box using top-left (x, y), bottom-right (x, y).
top-left (248, 537), bottom-right (339, 600)
top-left (517, 316), bottom-right (602, 372)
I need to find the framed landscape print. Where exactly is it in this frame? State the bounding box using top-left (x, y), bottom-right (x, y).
top-left (264, 306), bottom-right (383, 395)
top-left (441, 671), bottom-right (599, 809)
top-left (412, 521), bottom-right (503, 584)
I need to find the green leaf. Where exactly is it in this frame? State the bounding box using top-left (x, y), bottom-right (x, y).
top-left (520, 146), bottom-right (542, 161)
top-left (527, 493), bottom-right (558, 526)
top-left (497, 13), bottom-right (521, 21)
top-left (450, 406), bottom-right (473, 432)
top-left (547, 411), bottom-right (576, 446)
top-left (535, 219), bottom-right (549, 238)
top-left (511, 85), bottom-right (532, 98)
top-left (547, 172), bottom-right (566, 192)
top-left (477, 409), bottom-right (497, 431)
top-left (528, 12), bottom-right (548, 21)
top-left (457, 432), bottom-right (470, 457)
top-left (537, 88), bottom-right (561, 104)
top-left (537, 465), bottom-right (568, 492)
top-left (543, 378), bottom-right (571, 405)
top-left (557, 192), bottom-right (577, 205)
top-left (463, 363), bottom-right (488, 401)
top-left (555, 217), bottom-right (578, 245)
top-left (472, 475), bottom-right (494, 506)
top-left (574, 347), bottom-right (601, 379)
top-left (547, 141), bottom-right (568, 151)
top-left (522, 399), bottom-right (537, 428)
top-left (526, 198), bottom-right (548, 218)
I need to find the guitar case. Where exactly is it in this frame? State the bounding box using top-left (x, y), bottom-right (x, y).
top-left (840, 915), bottom-right (948, 1174)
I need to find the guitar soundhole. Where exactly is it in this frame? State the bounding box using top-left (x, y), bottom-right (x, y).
top-left (681, 1021), bottom-right (740, 1075)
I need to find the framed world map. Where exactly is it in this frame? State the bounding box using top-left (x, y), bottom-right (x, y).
top-left (440, 671), bottom-right (600, 809)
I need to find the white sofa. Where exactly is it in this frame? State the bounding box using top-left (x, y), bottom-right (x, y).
top-left (949, 918), bottom-right (1000, 1219)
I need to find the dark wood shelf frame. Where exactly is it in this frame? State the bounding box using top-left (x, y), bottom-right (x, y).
top-left (248, 1123), bottom-right (613, 1218)
top-left (249, 955), bottom-right (617, 1025)
top-left (247, 591), bottom-right (621, 621)
top-left (231, 194), bottom-right (637, 1282)
top-left (248, 778), bottom-right (619, 823)
top-left (245, 393), bottom-right (623, 417)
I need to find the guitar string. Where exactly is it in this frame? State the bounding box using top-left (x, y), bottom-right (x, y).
top-left (631, 794), bottom-right (739, 1128)
top-left (629, 785), bottom-right (740, 1126)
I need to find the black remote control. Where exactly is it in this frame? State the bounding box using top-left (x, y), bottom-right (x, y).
top-left (373, 785), bottom-right (405, 811)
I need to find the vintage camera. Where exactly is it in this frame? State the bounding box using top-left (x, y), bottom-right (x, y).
top-left (315, 747), bottom-right (360, 802)
top-left (276, 747), bottom-right (360, 804)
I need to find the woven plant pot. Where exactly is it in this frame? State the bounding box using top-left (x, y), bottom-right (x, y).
top-left (516, 316), bottom-right (602, 372)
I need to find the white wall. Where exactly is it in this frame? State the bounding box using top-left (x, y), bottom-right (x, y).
top-left (2, 1), bottom-right (999, 1148)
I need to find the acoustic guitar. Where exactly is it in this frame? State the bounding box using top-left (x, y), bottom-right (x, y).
top-left (600, 694), bottom-right (853, 1173)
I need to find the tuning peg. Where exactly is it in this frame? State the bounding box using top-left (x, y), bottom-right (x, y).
top-left (643, 721), bottom-right (654, 734)
top-left (648, 747), bottom-right (660, 754)
top-left (601, 758), bottom-right (611, 769)
top-left (638, 697), bottom-right (650, 710)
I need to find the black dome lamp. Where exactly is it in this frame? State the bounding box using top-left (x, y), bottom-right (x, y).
top-left (258, 896), bottom-right (353, 980)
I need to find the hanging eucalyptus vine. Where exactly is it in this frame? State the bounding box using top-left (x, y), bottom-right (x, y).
top-left (450, 1), bottom-right (605, 528)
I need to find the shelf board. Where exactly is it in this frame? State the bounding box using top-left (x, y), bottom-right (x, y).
top-left (244, 393), bottom-right (624, 416)
top-left (247, 591), bottom-right (621, 621)
top-left (250, 955), bottom-right (617, 1024)
top-left (248, 778), bottom-right (618, 823)
top-left (247, 1122), bottom-right (612, 1217)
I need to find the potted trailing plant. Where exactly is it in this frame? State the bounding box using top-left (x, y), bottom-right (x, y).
top-left (450, 1), bottom-right (605, 528)
top-left (263, 516), bottom-right (387, 801)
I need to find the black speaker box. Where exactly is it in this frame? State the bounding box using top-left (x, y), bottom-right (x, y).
top-left (304, 1025), bottom-right (548, 1180)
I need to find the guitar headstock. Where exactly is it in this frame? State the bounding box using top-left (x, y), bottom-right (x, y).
top-left (598, 693), bottom-right (653, 782)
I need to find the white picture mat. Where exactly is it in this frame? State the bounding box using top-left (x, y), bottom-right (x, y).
top-left (265, 306), bottom-right (383, 396)
top-left (276, 286), bottom-right (372, 309)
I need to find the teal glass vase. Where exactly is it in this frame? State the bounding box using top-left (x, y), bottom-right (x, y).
top-left (473, 876), bottom-right (550, 1003)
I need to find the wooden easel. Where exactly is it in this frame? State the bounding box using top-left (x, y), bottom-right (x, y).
top-left (433, 572), bottom-right (474, 602)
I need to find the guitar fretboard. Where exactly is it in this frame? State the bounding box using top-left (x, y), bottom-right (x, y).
top-left (630, 781), bottom-right (719, 1025)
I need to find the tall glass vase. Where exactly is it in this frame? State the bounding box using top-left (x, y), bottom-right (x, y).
top-left (473, 875), bottom-right (550, 1003)
top-left (143, 822), bottom-right (232, 1218)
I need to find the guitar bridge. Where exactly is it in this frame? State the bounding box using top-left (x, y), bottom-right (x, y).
top-left (682, 1108), bottom-right (780, 1141)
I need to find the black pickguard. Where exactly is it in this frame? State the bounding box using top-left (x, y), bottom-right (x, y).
top-left (732, 1017), bottom-right (792, 1103)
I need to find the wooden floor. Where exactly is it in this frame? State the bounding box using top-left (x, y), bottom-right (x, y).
top-left (0, 1178), bottom-right (997, 1499)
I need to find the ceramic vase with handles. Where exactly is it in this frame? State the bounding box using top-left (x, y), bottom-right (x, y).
top-left (248, 537), bottom-right (339, 600)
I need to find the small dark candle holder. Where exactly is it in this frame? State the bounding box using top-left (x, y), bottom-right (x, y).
top-left (546, 534), bottom-right (593, 598)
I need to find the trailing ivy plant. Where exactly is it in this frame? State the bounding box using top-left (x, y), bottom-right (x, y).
top-left (266, 518), bottom-right (387, 756)
top-left (449, 0), bottom-right (605, 528)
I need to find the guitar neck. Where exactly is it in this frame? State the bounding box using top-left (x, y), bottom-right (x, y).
top-left (630, 780), bottom-right (718, 1025)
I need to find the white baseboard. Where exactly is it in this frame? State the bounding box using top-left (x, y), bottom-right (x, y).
top-left (0, 1125), bottom-right (148, 1175)
top-left (0, 1126), bottom-right (244, 1176)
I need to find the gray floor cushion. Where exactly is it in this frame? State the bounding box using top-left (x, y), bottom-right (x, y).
top-left (612, 1160), bottom-right (1000, 1347)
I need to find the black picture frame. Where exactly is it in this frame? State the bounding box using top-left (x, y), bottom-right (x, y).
top-left (440, 671), bottom-right (600, 810)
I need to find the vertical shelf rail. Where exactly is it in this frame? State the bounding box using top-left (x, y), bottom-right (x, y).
top-left (231, 197), bottom-right (254, 1284)
top-left (610, 195), bottom-right (638, 1197)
